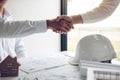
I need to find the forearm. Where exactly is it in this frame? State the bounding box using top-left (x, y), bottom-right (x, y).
top-left (71, 0), bottom-right (120, 24)
top-left (0, 20), bottom-right (47, 38)
top-left (70, 14), bottom-right (83, 24)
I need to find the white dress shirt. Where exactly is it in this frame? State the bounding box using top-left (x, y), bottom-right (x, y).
top-left (0, 9), bottom-right (26, 61)
top-left (81, 0), bottom-right (120, 23)
top-left (0, 12), bottom-right (47, 38)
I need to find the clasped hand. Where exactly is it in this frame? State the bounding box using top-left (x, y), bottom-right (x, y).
top-left (47, 15), bottom-right (74, 34)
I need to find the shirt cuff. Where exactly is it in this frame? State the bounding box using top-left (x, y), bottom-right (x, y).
top-left (80, 13), bottom-right (92, 24)
top-left (33, 20), bottom-right (48, 33)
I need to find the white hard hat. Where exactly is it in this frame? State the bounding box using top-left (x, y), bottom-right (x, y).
top-left (69, 34), bottom-right (116, 66)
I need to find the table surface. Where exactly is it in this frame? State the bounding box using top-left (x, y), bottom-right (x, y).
top-left (0, 53), bottom-right (84, 80)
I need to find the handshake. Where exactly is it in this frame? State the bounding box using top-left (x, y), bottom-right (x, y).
top-left (47, 15), bottom-right (74, 34)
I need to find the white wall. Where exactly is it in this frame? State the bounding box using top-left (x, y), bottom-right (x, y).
top-left (5, 0), bottom-right (61, 57)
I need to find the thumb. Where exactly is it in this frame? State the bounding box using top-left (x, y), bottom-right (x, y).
top-left (56, 16), bottom-right (62, 22)
top-left (57, 16), bottom-right (72, 22)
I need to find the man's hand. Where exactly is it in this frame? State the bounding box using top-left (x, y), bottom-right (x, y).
top-left (47, 15), bottom-right (74, 34)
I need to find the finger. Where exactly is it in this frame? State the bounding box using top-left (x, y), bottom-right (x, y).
top-left (57, 16), bottom-right (72, 23)
top-left (53, 19), bottom-right (73, 33)
top-left (56, 16), bottom-right (61, 22)
top-left (60, 16), bottom-right (71, 21)
top-left (53, 30), bottom-right (57, 33)
top-left (57, 30), bottom-right (62, 33)
top-left (65, 22), bottom-right (74, 29)
top-left (61, 24), bottom-right (71, 32)
top-left (58, 30), bottom-right (66, 34)
top-left (61, 31), bottom-right (67, 34)
top-left (59, 20), bottom-right (74, 31)
top-left (58, 23), bottom-right (70, 32)
top-left (53, 29), bottom-right (63, 34)
top-left (60, 27), bottom-right (69, 32)
top-left (63, 21), bottom-right (74, 30)
top-left (53, 29), bottom-right (67, 34)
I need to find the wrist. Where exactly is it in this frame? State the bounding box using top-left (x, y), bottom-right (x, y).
top-left (71, 14), bottom-right (83, 24)
top-left (47, 20), bottom-right (52, 29)
top-left (47, 19), bottom-right (57, 30)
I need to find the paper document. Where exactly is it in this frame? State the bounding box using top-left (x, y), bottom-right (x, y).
top-left (19, 54), bottom-right (68, 73)
top-left (79, 60), bottom-right (120, 78)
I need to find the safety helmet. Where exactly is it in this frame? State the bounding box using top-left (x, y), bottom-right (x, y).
top-left (68, 34), bottom-right (116, 66)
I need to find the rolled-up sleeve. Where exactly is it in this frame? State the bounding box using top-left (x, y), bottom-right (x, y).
top-left (81, 0), bottom-right (120, 23)
top-left (0, 20), bottom-right (47, 38)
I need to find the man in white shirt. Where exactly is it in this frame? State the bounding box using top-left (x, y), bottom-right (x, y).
top-left (0, 0), bottom-right (74, 38)
top-left (0, 0), bottom-right (73, 60)
top-left (0, 0), bottom-right (26, 61)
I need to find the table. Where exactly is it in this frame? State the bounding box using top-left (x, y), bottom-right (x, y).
top-left (0, 53), bottom-right (83, 80)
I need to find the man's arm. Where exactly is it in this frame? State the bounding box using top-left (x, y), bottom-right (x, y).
top-left (0, 17), bottom-right (73, 38)
top-left (57, 0), bottom-right (120, 24)
top-left (71, 0), bottom-right (120, 24)
top-left (0, 20), bottom-right (47, 37)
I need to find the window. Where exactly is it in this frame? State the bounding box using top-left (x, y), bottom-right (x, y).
top-left (6, 0), bottom-right (61, 57)
top-left (67, 0), bottom-right (120, 62)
